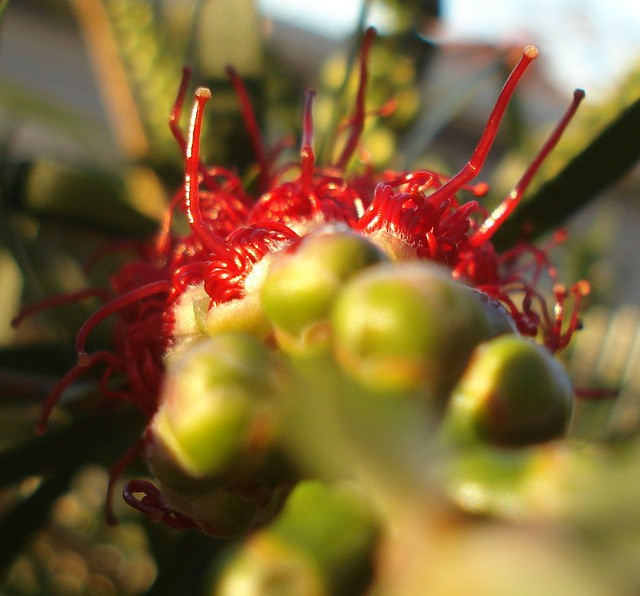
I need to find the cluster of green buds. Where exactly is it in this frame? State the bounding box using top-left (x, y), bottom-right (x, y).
top-left (144, 223), bottom-right (574, 542)
top-left (22, 33), bottom-right (588, 593)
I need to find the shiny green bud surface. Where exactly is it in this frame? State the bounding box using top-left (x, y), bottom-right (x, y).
top-left (262, 226), bottom-right (386, 352)
top-left (331, 262), bottom-right (497, 398)
top-left (148, 333), bottom-right (281, 481)
top-left (444, 335), bottom-right (574, 447)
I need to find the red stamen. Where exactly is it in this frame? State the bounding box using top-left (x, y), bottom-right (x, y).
top-left (154, 189), bottom-right (184, 255)
top-left (470, 88), bottom-right (585, 246)
top-left (184, 88), bottom-right (232, 256)
top-left (384, 170), bottom-right (489, 197)
top-left (375, 97), bottom-right (397, 118)
top-left (12, 287), bottom-right (111, 328)
top-left (106, 440), bottom-right (143, 525)
top-left (75, 280), bottom-right (172, 365)
top-left (557, 280), bottom-right (590, 350)
top-left (300, 90), bottom-right (317, 193)
top-left (170, 67), bottom-right (224, 193)
top-left (335, 27), bottom-right (376, 170)
top-left (226, 65), bottom-right (270, 190)
top-left (36, 350), bottom-right (121, 434)
top-left (426, 45), bottom-right (539, 206)
top-left (169, 66), bottom-right (193, 154)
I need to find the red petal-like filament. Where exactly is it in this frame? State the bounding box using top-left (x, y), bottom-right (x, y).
top-left (75, 280), bottom-right (172, 364)
top-left (470, 88), bottom-right (585, 246)
top-left (184, 88), bottom-right (233, 256)
top-left (335, 27), bottom-right (376, 170)
top-left (426, 46), bottom-right (539, 207)
top-left (227, 65), bottom-right (270, 191)
top-left (300, 89), bottom-right (317, 194)
top-left (12, 287), bottom-right (111, 328)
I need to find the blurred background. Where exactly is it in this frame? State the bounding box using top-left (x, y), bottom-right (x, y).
top-left (1, 0), bottom-right (640, 594)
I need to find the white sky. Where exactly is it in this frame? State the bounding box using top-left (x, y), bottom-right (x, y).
top-left (257, 0), bottom-right (640, 99)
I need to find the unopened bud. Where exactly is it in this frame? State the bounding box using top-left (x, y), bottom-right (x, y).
top-left (262, 226), bottom-right (386, 354)
top-left (443, 335), bottom-right (573, 447)
top-left (147, 333), bottom-right (282, 484)
top-left (195, 257), bottom-right (277, 340)
top-left (331, 262), bottom-right (499, 399)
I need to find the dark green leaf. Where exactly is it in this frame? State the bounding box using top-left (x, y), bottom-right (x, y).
top-left (494, 94), bottom-right (640, 248)
top-left (10, 160), bottom-right (157, 237)
top-left (0, 343), bottom-right (75, 377)
top-left (0, 406), bottom-right (144, 488)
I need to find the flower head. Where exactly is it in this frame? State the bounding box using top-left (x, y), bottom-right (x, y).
top-left (16, 29), bottom-right (588, 534)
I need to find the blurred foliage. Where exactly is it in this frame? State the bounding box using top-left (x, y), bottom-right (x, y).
top-left (1, 0), bottom-right (640, 594)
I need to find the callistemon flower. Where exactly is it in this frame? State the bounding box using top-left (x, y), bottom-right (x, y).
top-left (17, 29), bottom-right (590, 535)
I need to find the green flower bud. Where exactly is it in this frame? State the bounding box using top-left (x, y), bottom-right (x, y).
top-left (443, 335), bottom-right (574, 447)
top-left (262, 225), bottom-right (387, 354)
top-left (147, 333), bottom-right (282, 484)
top-left (331, 262), bottom-right (498, 399)
top-left (215, 481), bottom-right (379, 595)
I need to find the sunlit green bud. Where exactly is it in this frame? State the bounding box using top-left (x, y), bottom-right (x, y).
top-left (147, 333), bottom-right (282, 485)
top-left (262, 225), bottom-right (387, 354)
top-left (218, 533), bottom-right (325, 595)
top-left (331, 262), bottom-right (497, 398)
top-left (215, 481), bottom-right (379, 595)
top-left (444, 335), bottom-right (574, 447)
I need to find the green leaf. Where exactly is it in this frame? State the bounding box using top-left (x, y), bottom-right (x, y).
top-left (494, 94), bottom-right (640, 248)
top-left (10, 160), bottom-right (157, 237)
